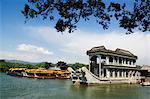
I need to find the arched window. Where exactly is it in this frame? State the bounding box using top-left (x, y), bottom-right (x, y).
top-left (119, 58), bottom-right (122, 64)
top-left (129, 60), bottom-right (132, 65)
top-left (133, 60), bottom-right (136, 65)
top-left (119, 70), bottom-right (122, 77)
top-left (126, 59), bottom-right (128, 64)
top-left (114, 57), bottom-right (118, 63)
top-left (115, 70), bottom-right (117, 77)
top-left (109, 56), bottom-right (113, 62)
top-left (101, 55), bottom-right (106, 59)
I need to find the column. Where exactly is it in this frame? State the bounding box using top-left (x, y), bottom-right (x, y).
top-left (114, 57), bottom-right (117, 65)
top-left (131, 60), bottom-right (133, 66)
top-left (106, 69), bottom-right (110, 78)
top-left (121, 70), bottom-right (124, 78)
top-left (131, 71), bottom-right (133, 77)
top-left (131, 71), bottom-right (135, 77)
top-left (124, 71), bottom-right (126, 78)
top-left (106, 56), bottom-right (109, 65)
top-left (113, 57), bottom-right (115, 65)
top-left (121, 58), bottom-right (123, 66)
top-left (110, 70), bottom-right (112, 78)
top-left (122, 58), bottom-right (125, 66)
top-left (101, 69), bottom-right (104, 78)
top-left (98, 55), bottom-right (101, 78)
top-left (89, 56), bottom-right (91, 72)
top-left (113, 70), bottom-right (115, 78)
top-left (134, 71), bottom-right (137, 77)
top-left (128, 70), bottom-right (132, 78)
top-left (117, 57), bottom-right (119, 65)
top-left (117, 70), bottom-right (120, 78)
top-left (127, 60), bottom-right (130, 66)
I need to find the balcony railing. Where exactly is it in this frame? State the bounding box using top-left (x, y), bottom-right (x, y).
top-left (104, 62), bottom-right (136, 67)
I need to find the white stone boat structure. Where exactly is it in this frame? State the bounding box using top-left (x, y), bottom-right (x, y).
top-left (141, 81), bottom-right (150, 86)
top-left (71, 46), bottom-right (144, 85)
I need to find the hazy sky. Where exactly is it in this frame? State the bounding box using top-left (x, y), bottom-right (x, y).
top-left (0, 0), bottom-right (150, 65)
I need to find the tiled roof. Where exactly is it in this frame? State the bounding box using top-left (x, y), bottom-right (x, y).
top-left (87, 46), bottom-right (137, 59)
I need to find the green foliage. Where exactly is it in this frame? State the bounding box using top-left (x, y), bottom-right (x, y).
top-left (34, 63), bottom-right (45, 68)
top-left (0, 61), bottom-right (33, 72)
top-left (69, 63), bottom-right (88, 70)
top-left (57, 61), bottom-right (68, 70)
top-left (57, 61), bottom-right (67, 67)
top-left (22, 0), bottom-right (149, 34)
top-left (0, 60), bottom-right (88, 72)
top-left (44, 62), bottom-right (53, 69)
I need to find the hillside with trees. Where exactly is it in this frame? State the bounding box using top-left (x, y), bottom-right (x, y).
top-left (0, 60), bottom-right (88, 72)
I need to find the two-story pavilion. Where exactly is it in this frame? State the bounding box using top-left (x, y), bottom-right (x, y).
top-left (87, 46), bottom-right (141, 83)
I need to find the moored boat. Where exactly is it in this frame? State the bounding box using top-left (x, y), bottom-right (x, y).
top-left (25, 69), bottom-right (56, 79)
top-left (7, 68), bottom-right (71, 79)
top-left (7, 68), bottom-right (26, 77)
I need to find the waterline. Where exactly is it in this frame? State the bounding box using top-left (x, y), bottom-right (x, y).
top-left (0, 73), bottom-right (150, 99)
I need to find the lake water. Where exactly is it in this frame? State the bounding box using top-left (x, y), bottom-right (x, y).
top-left (0, 73), bottom-right (150, 99)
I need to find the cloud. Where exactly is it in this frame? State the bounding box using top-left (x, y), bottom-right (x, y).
top-left (17, 44), bottom-right (53, 55)
top-left (0, 51), bottom-right (52, 62)
top-left (22, 26), bottom-right (150, 65)
top-left (0, 44), bottom-right (54, 62)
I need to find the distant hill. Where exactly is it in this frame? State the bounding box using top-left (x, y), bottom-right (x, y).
top-left (4, 60), bottom-right (37, 65)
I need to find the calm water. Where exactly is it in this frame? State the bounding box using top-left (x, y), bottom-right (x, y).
top-left (0, 73), bottom-right (150, 99)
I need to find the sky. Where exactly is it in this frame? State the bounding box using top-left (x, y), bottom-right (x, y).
top-left (0, 0), bottom-right (150, 65)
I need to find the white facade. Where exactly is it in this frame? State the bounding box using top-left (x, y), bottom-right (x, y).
top-left (89, 55), bottom-right (140, 80)
top-left (71, 46), bottom-right (142, 85)
top-left (87, 46), bottom-right (141, 84)
top-left (100, 55), bottom-right (136, 67)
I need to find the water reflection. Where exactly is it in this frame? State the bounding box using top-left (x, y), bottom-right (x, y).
top-left (70, 84), bottom-right (141, 99)
top-left (1, 73), bottom-right (150, 99)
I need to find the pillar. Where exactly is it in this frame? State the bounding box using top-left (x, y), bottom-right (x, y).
top-left (131, 71), bottom-right (135, 77)
top-left (131, 60), bottom-right (133, 65)
top-left (134, 71), bottom-right (137, 77)
top-left (124, 71), bottom-right (126, 78)
top-left (121, 70), bottom-right (124, 78)
top-left (98, 55), bottom-right (101, 78)
top-left (106, 56), bottom-right (109, 65)
top-left (117, 70), bottom-right (120, 78)
top-left (117, 57), bottom-right (119, 65)
top-left (122, 58), bottom-right (125, 66)
top-left (89, 56), bottom-right (91, 72)
top-left (121, 58), bottom-right (123, 66)
top-left (128, 61), bottom-right (130, 66)
top-left (101, 69), bottom-right (104, 78)
top-left (128, 70), bottom-right (132, 78)
top-left (113, 57), bottom-right (115, 65)
top-left (113, 70), bottom-right (115, 78)
top-left (106, 69), bottom-right (110, 78)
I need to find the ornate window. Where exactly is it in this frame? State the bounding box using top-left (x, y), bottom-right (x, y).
top-left (109, 56), bottom-right (113, 62)
top-left (119, 58), bottom-right (122, 64)
top-left (101, 55), bottom-right (106, 59)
